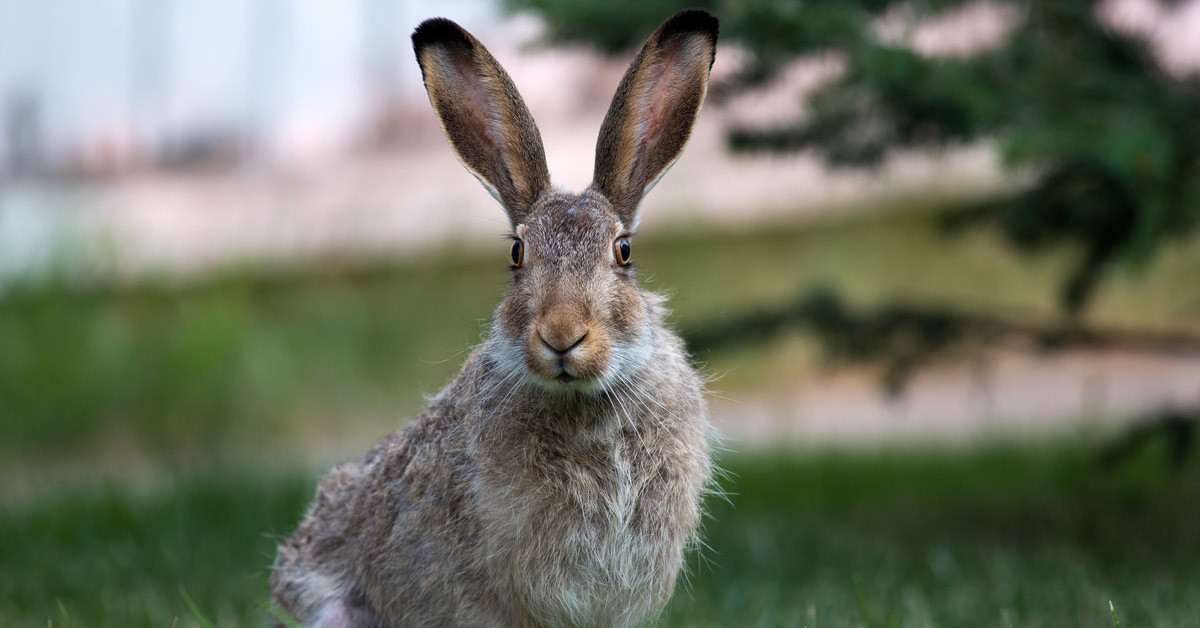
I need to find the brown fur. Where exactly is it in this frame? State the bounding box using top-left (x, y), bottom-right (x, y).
top-left (272, 10), bottom-right (719, 627)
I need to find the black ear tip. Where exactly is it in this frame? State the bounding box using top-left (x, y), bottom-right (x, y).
top-left (661, 9), bottom-right (719, 43)
top-left (412, 17), bottom-right (472, 55)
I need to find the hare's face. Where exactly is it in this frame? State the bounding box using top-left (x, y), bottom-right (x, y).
top-left (495, 191), bottom-right (650, 394)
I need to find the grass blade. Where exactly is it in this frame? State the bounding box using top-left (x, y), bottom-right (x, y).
top-left (179, 585), bottom-right (214, 628)
top-left (55, 599), bottom-right (75, 628)
top-left (853, 576), bottom-right (872, 628)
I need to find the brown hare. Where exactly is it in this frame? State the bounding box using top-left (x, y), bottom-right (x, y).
top-left (271, 9), bottom-right (719, 627)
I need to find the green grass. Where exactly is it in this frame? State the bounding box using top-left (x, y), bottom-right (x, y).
top-left (667, 445), bottom-right (1200, 627)
top-left (2, 205), bottom-right (1198, 462)
top-left (3, 443), bottom-right (1197, 627)
top-left (1, 467), bottom-right (312, 627)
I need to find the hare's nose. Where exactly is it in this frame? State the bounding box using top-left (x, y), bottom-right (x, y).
top-left (540, 329), bottom-right (587, 356)
top-left (538, 314), bottom-right (588, 355)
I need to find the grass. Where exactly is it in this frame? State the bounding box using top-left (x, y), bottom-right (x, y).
top-left (1, 467), bottom-right (312, 627)
top-left (2, 205), bottom-right (1198, 464)
top-left (665, 444), bottom-right (1200, 627)
top-left (2, 442), bottom-right (1197, 627)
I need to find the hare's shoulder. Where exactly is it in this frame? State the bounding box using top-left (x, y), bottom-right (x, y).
top-left (354, 404), bottom-right (469, 503)
top-left (290, 404), bottom-right (467, 545)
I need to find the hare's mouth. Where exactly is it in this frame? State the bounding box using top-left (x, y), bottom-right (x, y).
top-left (542, 371), bottom-right (609, 396)
top-left (551, 368), bottom-right (600, 389)
top-left (528, 363), bottom-right (609, 395)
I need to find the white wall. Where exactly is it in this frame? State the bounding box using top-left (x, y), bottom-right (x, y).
top-left (0, 0), bottom-right (499, 167)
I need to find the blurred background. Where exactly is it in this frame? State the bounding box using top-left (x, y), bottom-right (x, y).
top-left (2, 0), bottom-right (1199, 625)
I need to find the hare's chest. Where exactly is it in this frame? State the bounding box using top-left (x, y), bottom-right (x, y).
top-left (476, 438), bottom-right (676, 624)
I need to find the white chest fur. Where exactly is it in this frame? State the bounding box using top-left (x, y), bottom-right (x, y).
top-left (473, 431), bottom-right (674, 628)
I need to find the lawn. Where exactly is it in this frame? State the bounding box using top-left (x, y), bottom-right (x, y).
top-left (3, 443), bottom-right (1197, 627)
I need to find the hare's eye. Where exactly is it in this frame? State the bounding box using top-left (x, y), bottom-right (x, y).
top-left (613, 237), bottom-right (632, 266)
top-left (510, 240), bottom-right (524, 267)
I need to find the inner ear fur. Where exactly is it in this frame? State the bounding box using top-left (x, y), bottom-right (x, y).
top-left (412, 18), bottom-right (550, 225)
top-left (592, 9), bottom-right (718, 225)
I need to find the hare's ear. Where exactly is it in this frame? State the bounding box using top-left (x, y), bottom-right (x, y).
top-left (412, 19), bottom-right (550, 225)
top-left (592, 10), bottom-right (718, 226)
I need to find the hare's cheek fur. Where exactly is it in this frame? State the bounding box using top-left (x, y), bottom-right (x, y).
top-left (490, 204), bottom-right (656, 394)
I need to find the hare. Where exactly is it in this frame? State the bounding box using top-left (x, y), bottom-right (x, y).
top-left (271, 9), bottom-right (719, 627)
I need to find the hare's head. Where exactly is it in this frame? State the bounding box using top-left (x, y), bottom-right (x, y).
top-left (413, 10), bottom-right (717, 394)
